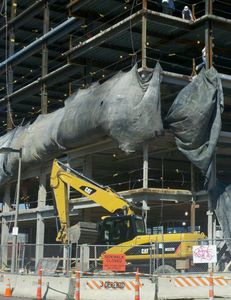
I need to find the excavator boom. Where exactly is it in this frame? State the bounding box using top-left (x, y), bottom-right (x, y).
top-left (50, 159), bottom-right (134, 243)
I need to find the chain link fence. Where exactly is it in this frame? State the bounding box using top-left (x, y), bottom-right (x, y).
top-left (0, 238), bottom-right (230, 275)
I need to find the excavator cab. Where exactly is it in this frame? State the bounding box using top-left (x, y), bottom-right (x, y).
top-left (99, 215), bottom-right (146, 245)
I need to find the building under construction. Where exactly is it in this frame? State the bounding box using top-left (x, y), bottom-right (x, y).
top-left (0, 0), bottom-right (231, 273)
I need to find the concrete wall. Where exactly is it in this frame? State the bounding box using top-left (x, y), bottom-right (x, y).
top-left (76, 276), bottom-right (156, 300)
top-left (0, 273), bottom-right (230, 299)
top-left (158, 274), bottom-right (231, 299)
top-left (0, 274), bottom-right (71, 300)
top-left (0, 273), bottom-right (155, 300)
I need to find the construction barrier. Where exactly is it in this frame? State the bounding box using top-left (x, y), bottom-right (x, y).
top-left (36, 265), bottom-right (42, 300)
top-left (209, 272), bottom-right (214, 300)
top-left (157, 273), bottom-right (231, 299)
top-left (4, 278), bottom-right (12, 297)
top-left (1, 271), bottom-right (231, 299)
top-left (86, 279), bottom-right (142, 290)
top-left (75, 269), bottom-right (155, 300)
top-left (135, 268), bottom-right (140, 300)
top-left (174, 275), bottom-right (228, 287)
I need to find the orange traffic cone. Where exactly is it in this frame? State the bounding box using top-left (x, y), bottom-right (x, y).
top-left (4, 278), bottom-right (12, 297)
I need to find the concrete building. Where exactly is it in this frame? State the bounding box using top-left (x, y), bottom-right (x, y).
top-left (0, 0), bottom-right (230, 269)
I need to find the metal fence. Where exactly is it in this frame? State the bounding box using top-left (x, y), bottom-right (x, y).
top-left (0, 238), bottom-right (230, 275)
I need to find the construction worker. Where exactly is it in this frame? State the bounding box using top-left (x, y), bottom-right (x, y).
top-left (182, 6), bottom-right (193, 21)
top-left (161, 0), bottom-right (175, 16)
top-left (196, 46), bottom-right (206, 71)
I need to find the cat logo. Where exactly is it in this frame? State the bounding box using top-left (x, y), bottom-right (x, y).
top-left (80, 186), bottom-right (96, 195)
top-left (141, 248), bottom-right (149, 254)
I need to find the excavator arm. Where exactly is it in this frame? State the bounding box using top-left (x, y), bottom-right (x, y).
top-left (50, 159), bottom-right (134, 243)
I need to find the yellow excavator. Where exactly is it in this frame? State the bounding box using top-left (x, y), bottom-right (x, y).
top-left (50, 159), bottom-right (206, 272)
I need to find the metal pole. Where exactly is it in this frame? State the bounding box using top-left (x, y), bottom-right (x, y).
top-left (143, 143), bottom-right (148, 230)
top-left (143, 143), bottom-right (148, 189)
top-left (141, 0), bottom-right (147, 69)
top-left (11, 148), bottom-right (22, 273)
top-left (205, 0), bottom-right (213, 69)
top-left (190, 163), bottom-right (196, 233)
top-left (7, 0), bottom-right (17, 131)
top-left (41, 0), bottom-right (49, 114)
top-left (205, 0), bottom-right (215, 273)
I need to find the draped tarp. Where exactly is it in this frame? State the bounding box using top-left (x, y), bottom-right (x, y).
top-left (0, 62), bottom-right (163, 186)
top-left (209, 181), bottom-right (231, 251)
top-left (165, 67), bottom-right (224, 184)
top-left (165, 67), bottom-right (231, 246)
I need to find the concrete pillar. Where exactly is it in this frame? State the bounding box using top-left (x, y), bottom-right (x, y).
top-left (1, 184), bottom-right (11, 268)
top-left (63, 244), bottom-right (70, 274)
top-left (35, 173), bottom-right (46, 266)
top-left (83, 155), bottom-right (93, 178)
top-left (35, 213), bottom-right (45, 266)
top-left (80, 244), bottom-right (90, 272)
top-left (142, 143), bottom-right (149, 230)
top-left (37, 173), bottom-right (47, 209)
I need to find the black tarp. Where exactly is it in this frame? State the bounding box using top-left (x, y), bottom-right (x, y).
top-left (165, 67), bottom-right (224, 184)
top-left (209, 181), bottom-right (231, 250)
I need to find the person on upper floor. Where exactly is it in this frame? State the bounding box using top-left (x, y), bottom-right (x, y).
top-left (182, 6), bottom-right (194, 21)
top-left (161, 0), bottom-right (175, 16)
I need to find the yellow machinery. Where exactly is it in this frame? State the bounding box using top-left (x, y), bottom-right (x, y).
top-left (50, 159), bottom-right (206, 271)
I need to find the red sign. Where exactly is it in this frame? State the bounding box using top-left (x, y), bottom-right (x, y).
top-left (103, 254), bottom-right (126, 272)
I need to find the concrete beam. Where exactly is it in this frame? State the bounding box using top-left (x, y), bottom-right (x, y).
top-left (0, 187), bottom-right (194, 223)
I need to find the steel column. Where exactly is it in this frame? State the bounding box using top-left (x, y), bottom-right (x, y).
top-left (141, 0), bottom-right (147, 69)
top-left (205, 0), bottom-right (213, 69)
top-left (7, 0), bottom-right (17, 131)
top-left (41, 1), bottom-right (49, 114)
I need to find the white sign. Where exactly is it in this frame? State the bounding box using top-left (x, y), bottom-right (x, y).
top-left (12, 227), bottom-right (19, 236)
top-left (193, 245), bottom-right (217, 264)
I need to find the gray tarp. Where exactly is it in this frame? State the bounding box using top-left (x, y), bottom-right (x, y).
top-left (0, 62), bottom-right (163, 186)
top-left (209, 181), bottom-right (231, 250)
top-left (165, 67), bottom-right (224, 183)
top-left (165, 67), bottom-right (231, 245)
